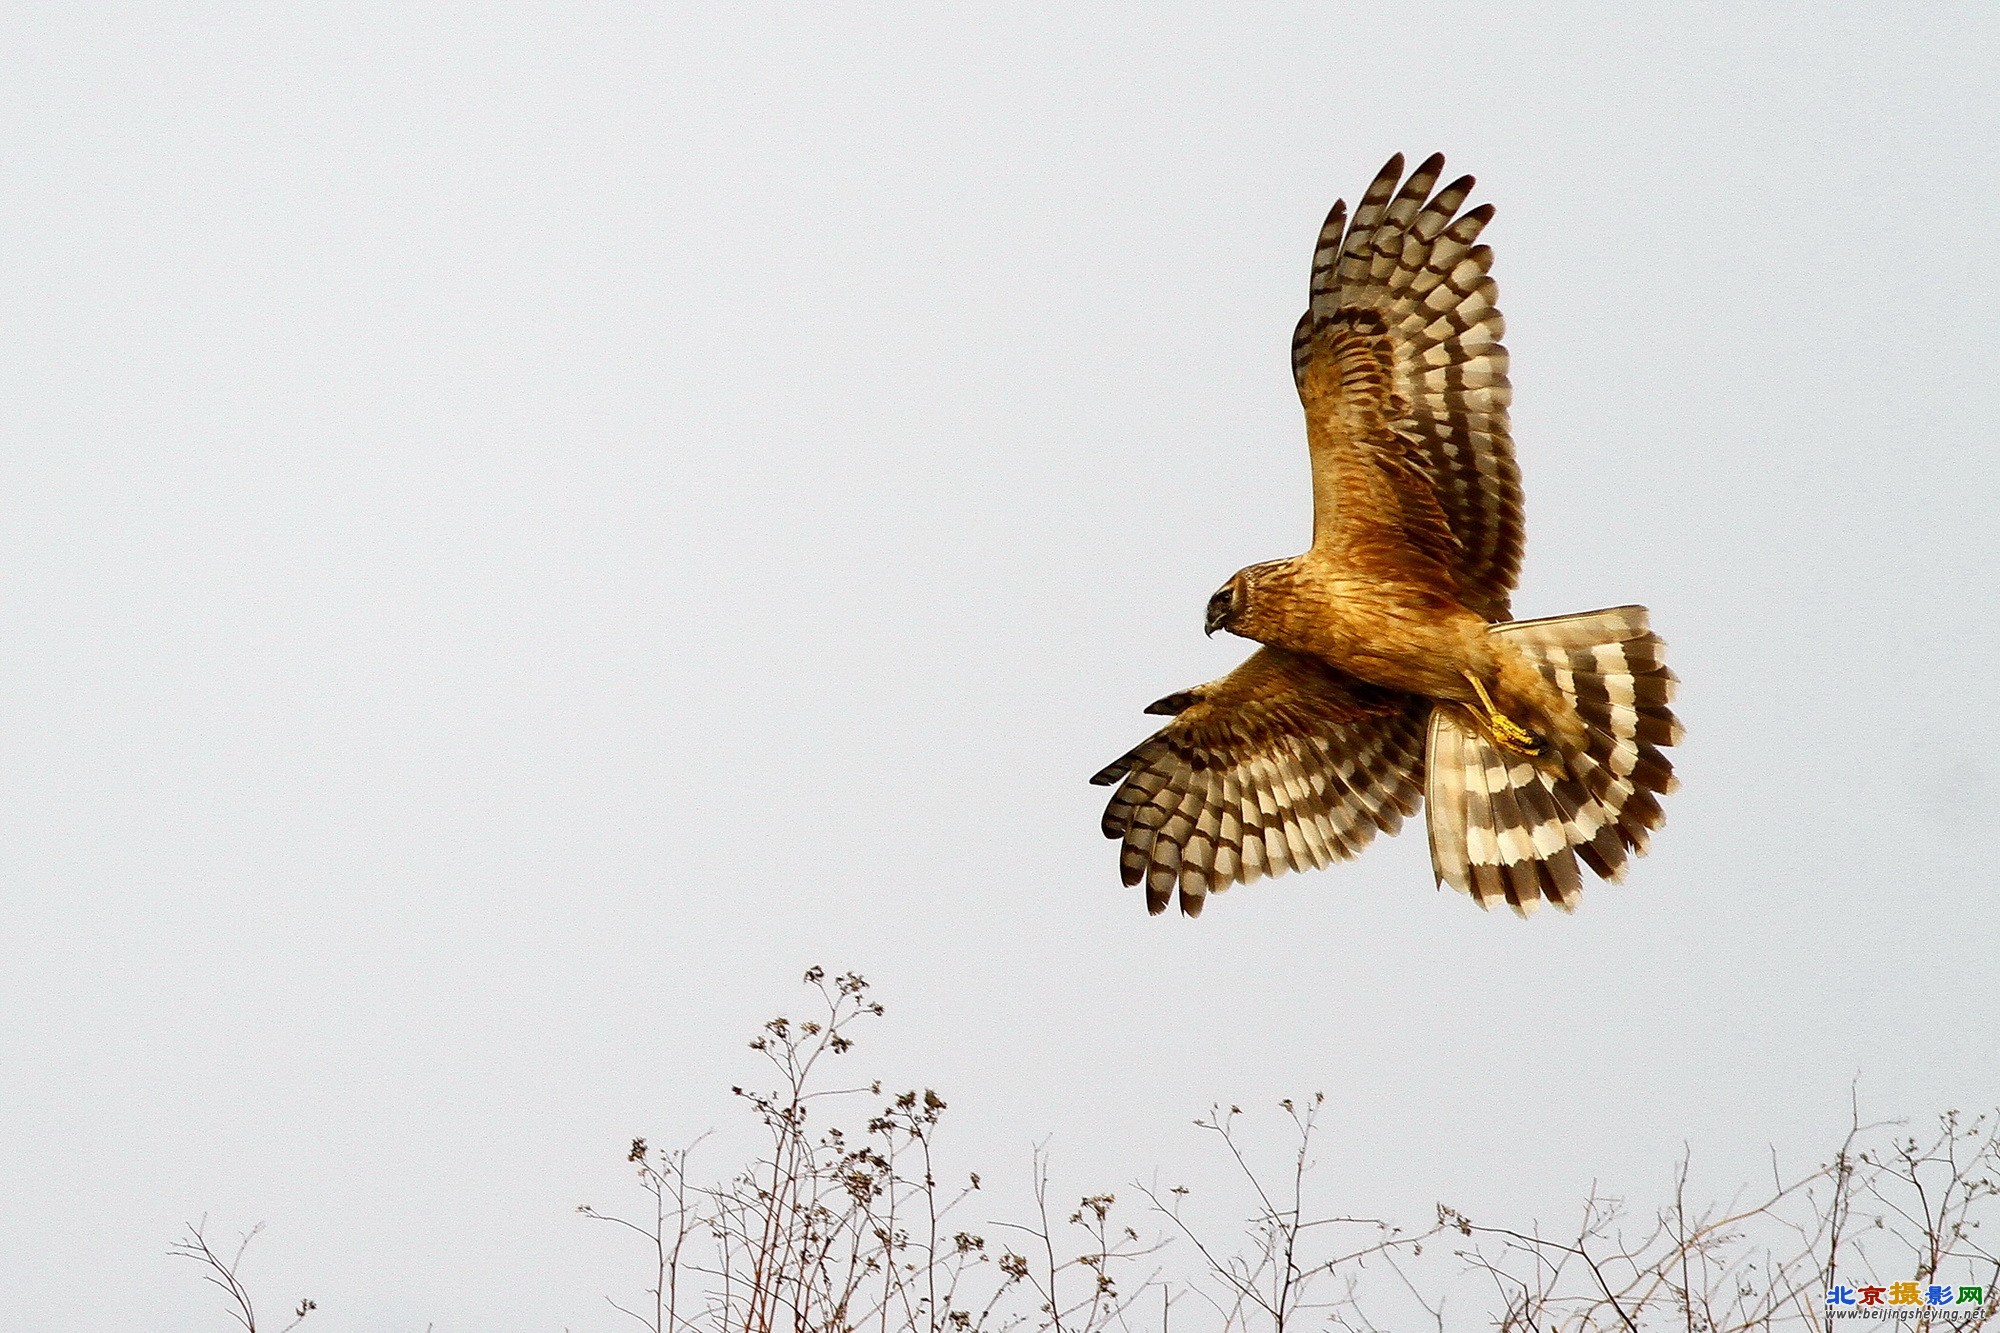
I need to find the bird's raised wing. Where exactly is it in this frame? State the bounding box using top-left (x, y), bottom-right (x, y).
top-left (1291, 153), bottom-right (1522, 620)
top-left (1091, 648), bottom-right (1428, 916)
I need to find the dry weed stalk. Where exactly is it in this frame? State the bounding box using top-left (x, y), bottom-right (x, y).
top-left (1137, 1094), bottom-right (1438, 1332)
top-left (1136, 1097), bottom-right (1998, 1333)
top-left (579, 968), bottom-right (1162, 1333)
top-left (175, 972), bottom-right (1998, 1333)
top-left (169, 1218), bottom-right (316, 1333)
top-left (1439, 1103), bottom-right (2000, 1333)
top-left (584, 971), bottom-right (2000, 1333)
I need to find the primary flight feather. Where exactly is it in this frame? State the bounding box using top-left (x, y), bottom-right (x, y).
top-left (1093, 154), bottom-right (1681, 918)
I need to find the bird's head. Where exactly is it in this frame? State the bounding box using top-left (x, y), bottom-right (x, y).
top-left (1205, 562), bottom-right (1288, 639)
top-left (1204, 577), bottom-right (1243, 637)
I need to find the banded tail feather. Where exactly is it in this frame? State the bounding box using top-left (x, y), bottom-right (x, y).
top-left (1424, 606), bottom-right (1681, 915)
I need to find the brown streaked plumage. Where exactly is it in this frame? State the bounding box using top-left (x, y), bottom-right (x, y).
top-left (1094, 153), bottom-right (1681, 918)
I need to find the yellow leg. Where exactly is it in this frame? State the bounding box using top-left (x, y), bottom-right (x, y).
top-left (1462, 672), bottom-right (1545, 757)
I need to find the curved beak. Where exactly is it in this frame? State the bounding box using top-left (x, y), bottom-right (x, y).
top-left (1204, 603), bottom-right (1226, 637)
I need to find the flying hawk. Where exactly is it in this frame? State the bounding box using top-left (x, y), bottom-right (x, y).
top-left (1093, 153), bottom-right (1680, 917)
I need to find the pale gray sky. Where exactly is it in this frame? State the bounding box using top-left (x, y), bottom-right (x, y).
top-left (5, 4), bottom-right (1999, 1329)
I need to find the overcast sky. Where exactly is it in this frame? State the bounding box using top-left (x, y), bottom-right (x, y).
top-left (6, 4), bottom-right (2000, 1329)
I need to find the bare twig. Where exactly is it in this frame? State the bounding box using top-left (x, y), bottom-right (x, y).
top-left (169, 1219), bottom-right (315, 1333)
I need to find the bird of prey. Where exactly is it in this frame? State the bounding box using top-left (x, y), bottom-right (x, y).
top-left (1093, 153), bottom-right (1680, 918)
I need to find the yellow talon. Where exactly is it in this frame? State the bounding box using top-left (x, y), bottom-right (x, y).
top-left (1463, 672), bottom-right (1546, 757)
top-left (1488, 712), bottom-right (1543, 755)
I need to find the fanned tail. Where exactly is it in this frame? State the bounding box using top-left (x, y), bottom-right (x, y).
top-left (1424, 605), bottom-right (1681, 915)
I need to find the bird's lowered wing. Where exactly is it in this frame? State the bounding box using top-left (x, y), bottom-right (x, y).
top-left (1091, 647), bottom-right (1428, 916)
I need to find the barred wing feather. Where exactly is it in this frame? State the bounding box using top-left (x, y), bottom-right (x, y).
top-left (1293, 152), bottom-right (1522, 620)
top-left (1092, 648), bottom-right (1428, 916)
